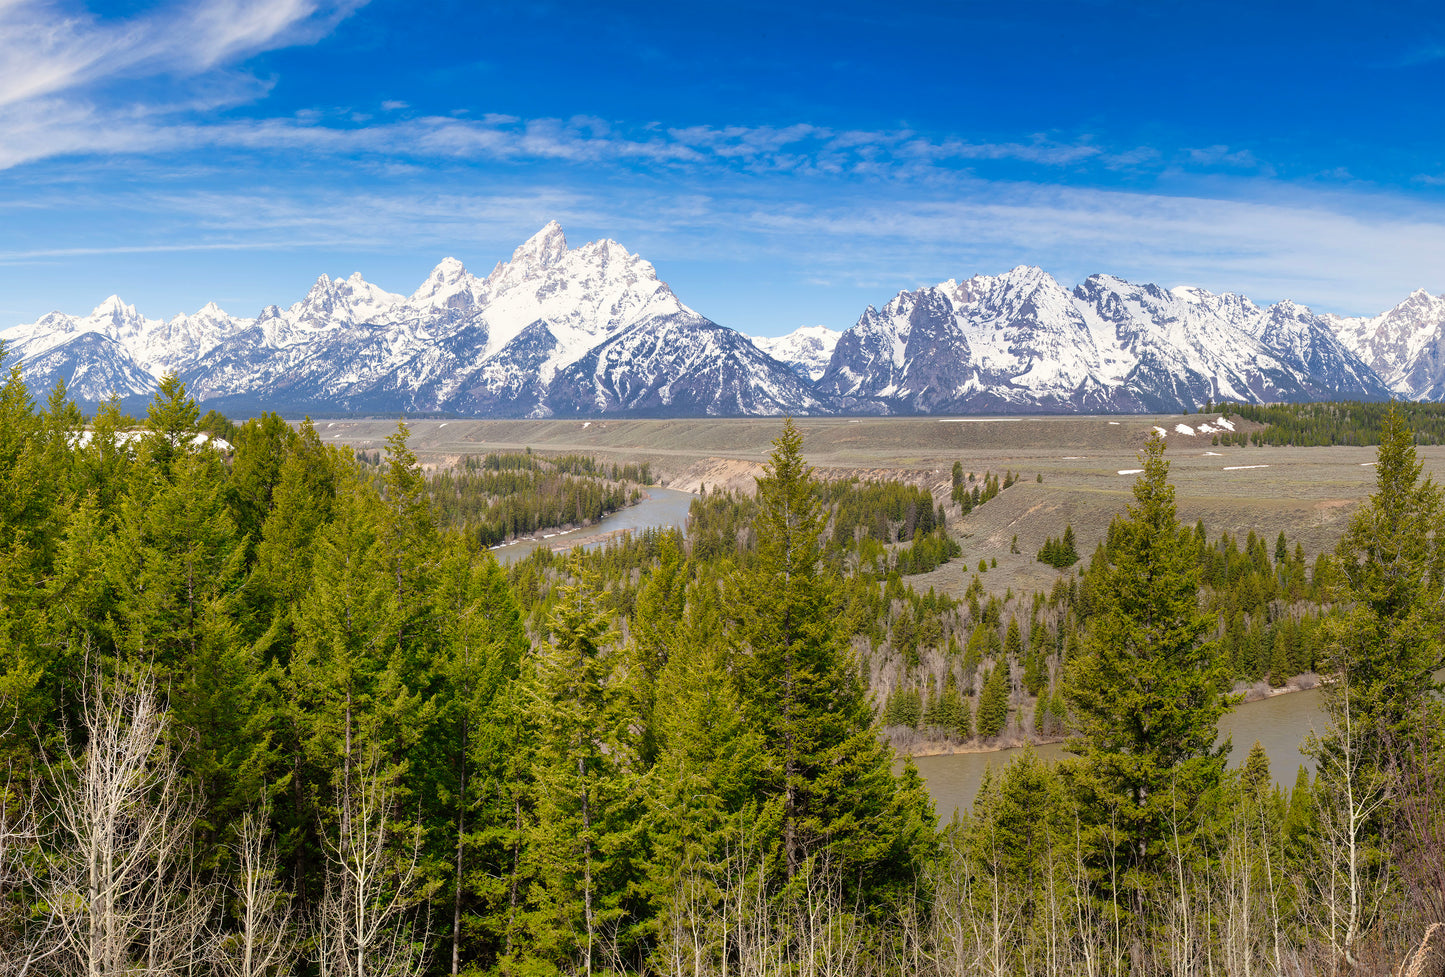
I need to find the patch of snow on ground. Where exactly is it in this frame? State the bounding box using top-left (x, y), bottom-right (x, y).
top-left (1118, 468), bottom-right (1144, 475)
top-left (1062, 456), bottom-right (1084, 459)
top-left (1175, 424), bottom-right (1195, 436)
top-left (1153, 426), bottom-right (1169, 436)
top-left (582, 421), bottom-right (591, 428)
top-left (1204, 451), bottom-right (1222, 456)
top-left (1222, 465), bottom-right (1270, 471)
top-left (1213, 416), bottom-right (1236, 431)
top-left (1108, 421), bottom-right (1120, 425)
top-left (1361, 462), bottom-right (1378, 466)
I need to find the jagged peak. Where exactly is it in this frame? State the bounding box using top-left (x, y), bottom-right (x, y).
top-left (1392, 287), bottom-right (1444, 311)
top-left (89, 294), bottom-right (138, 320)
top-left (429, 256), bottom-right (469, 281)
top-left (510, 221), bottom-right (568, 267)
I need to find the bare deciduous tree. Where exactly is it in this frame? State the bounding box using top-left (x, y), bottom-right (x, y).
top-left (316, 745), bottom-right (427, 977)
top-left (1298, 682), bottom-right (1393, 974)
top-left (217, 807), bottom-right (297, 977)
top-left (40, 671), bottom-right (216, 977)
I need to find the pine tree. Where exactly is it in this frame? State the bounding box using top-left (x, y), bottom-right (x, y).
top-left (1324, 403), bottom-right (1445, 758)
top-left (976, 664), bottom-right (1009, 738)
top-left (729, 419), bottom-right (933, 894)
top-left (1065, 431), bottom-right (1232, 915)
top-left (425, 537), bottom-right (527, 973)
top-left (519, 576), bottom-right (642, 975)
top-left (934, 671), bottom-right (968, 738)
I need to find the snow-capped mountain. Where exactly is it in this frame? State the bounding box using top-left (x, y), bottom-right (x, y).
top-left (753, 325), bottom-right (840, 382)
top-left (551, 315), bottom-right (829, 416)
top-left (818, 267), bottom-right (1392, 413)
top-left (0, 223), bottom-right (822, 417)
top-left (1330, 290), bottom-right (1445, 399)
top-left (0, 224), bottom-right (1437, 418)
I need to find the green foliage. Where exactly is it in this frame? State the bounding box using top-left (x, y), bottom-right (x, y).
top-left (4, 380), bottom-right (1436, 975)
top-left (729, 419), bottom-right (934, 893)
top-left (1322, 403), bottom-right (1445, 755)
top-left (429, 451), bottom-right (644, 547)
top-left (976, 663), bottom-right (1010, 738)
top-left (1224, 399), bottom-right (1445, 446)
top-left (1066, 432), bottom-right (1234, 909)
top-left (1037, 523), bottom-right (1079, 568)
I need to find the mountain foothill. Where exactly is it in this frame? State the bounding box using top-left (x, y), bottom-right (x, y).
top-left (4, 221), bottom-right (1444, 418)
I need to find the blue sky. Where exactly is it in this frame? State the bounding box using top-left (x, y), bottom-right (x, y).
top-left (2, 0), bottom-right (1444, 334)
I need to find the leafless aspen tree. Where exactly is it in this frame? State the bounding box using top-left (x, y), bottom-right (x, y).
top-left (40, 672), bottom-right (216, 977)
top-left (1298, 683), bottom-right (1393, 974)
top-left (316, 745), bottom-right (426, 977)
top-left (1, 715), bottom-right (52, 977)
top-left (216, 807), bottom-right (297, 977)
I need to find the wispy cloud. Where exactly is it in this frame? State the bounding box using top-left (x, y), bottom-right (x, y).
top-left (0, 0), bottom-right (360, 108)
top-left (4, 167), bottom-right (1440, 319)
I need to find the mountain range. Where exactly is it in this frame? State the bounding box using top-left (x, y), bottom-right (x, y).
top-left (4, 222), bottom-right (1443, 418)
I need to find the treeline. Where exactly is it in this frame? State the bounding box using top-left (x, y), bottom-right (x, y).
top-left (1, 350), bottom-right (1442, 975)
top-left (950, 462), bottom-right (1020, 513)
top-left (1036, 524), bottom-right (1078, 568)
top-left (1222, 399), bottom-right (1445, 446)
top-left (873, 507), bottom-right (1341, 757)
top-left (426, 451), bottom-right (644, 547)
top-left (686, 478), bottom-right (960, 580)
top-left (0, 367), bottom-right (933, 977)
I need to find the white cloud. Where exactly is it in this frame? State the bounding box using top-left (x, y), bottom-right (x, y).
top-left (0, 0), bottom-right (359, 110)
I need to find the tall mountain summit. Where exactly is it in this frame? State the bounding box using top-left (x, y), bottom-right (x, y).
top-left (3, 224), bottom-right (1442, 416)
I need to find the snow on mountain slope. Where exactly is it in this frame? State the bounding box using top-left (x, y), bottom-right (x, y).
top-left (1330, 289), bottom-right (1445, 398)
top-left (821, 268), bottom-right (1397, 413)
top-left (0, 223), bottom-right (1434, 417)
top-left (753, 325), bottom-right (840, 381)
top-left (549, 313), bottom-right (829, 417)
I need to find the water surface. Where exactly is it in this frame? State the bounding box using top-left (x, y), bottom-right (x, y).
top-left (491, 487), bottom-right (696, 564)
top-left (912, 685), bottom-right (1330, 823)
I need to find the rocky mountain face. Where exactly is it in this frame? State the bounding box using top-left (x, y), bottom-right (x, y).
top-left (2, 223), bottom-right (816, 417)
top-left (1328, 290), bottom-right (1445, 400)
top-left (817, 267), bottom-right (1397, 414)
top-left (2, 223), bottom-right (1441, 417)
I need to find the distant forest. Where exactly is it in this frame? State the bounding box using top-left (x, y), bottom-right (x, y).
top-left (1217, 398), bottom-right (1445, 446)
top-left (1, 353), bottom-right (1443, 976)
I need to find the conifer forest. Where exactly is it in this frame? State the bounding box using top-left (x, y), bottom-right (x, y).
top-left (1, 359), bottom-right (1443, 976)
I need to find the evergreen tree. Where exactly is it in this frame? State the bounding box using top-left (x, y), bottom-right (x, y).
top-left (1323, 403), bottom-right (1445, 758)
top-left (976, 664), bottom-right (1009, 738)
top-left (1065, 432), bottom-right (1232, 917)
top-left (729, 419), bottom-right (933, 894)
top-left (425, 537), bottom-right (527, 973)
top-left (142, 372), bottom-right (200, 478)
top-left (518, 576), bottom-right (642, 975)
top-left (933, 671), bottom-right (969, 738)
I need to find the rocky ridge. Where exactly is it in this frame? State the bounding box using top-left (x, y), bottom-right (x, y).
top-left (3, 224), bottom-right (1442, 417)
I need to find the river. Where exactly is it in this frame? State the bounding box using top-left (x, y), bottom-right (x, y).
top-left (913, 683), bottom-right (1348, 823)
top-left (486, 487), bottom-right (1409, 827)
top-left (489, 486), bottom-right (697, 564)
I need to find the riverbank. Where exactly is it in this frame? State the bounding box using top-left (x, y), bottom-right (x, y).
top-left (890, 670), bottom-right (1325, 760)
top-left (488, 486), bottom-right (697, 564)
